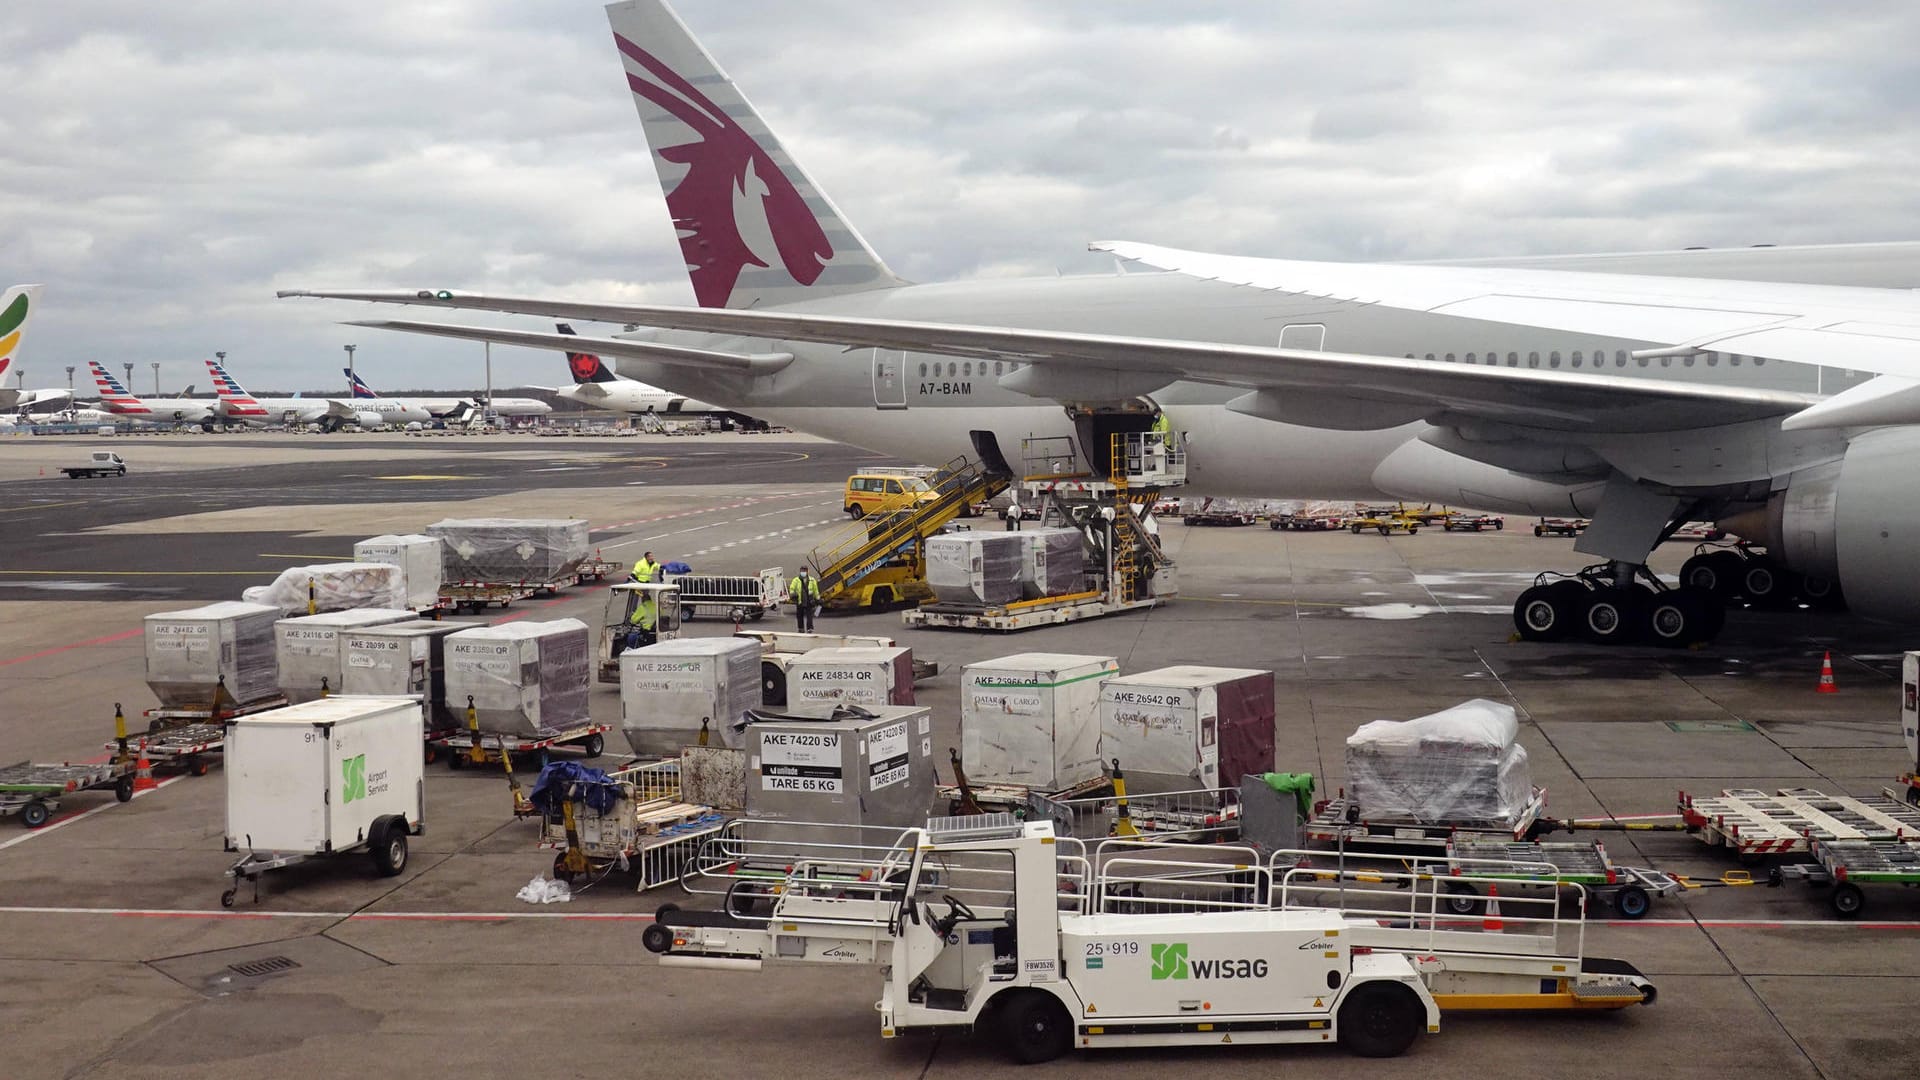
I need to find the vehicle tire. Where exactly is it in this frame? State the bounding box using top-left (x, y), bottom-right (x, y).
top-left (447, 750), bottom-right (466, 770)
top-left (1514, 581), bottom-right (1583, 642)
top-left (1643, 590), bottom-right (1699, 648)
top-left (846, 503), bottom-right (865, 519)
top-left (221, 889), bottom-right (237, 908)
top-left (998, 990), bottom-right (1073, 1065)
top-left (681, 606), bottom-right (695, 622)
top-left (1831, 883), bottom-right (1865, 919)
top-left (1741, 555), bottom-right (1788, 608)
top-left (1494, 519), bottom-right (1504, 530)
top-left (1350, 524), bottom-right (1363, 534)
top-left (728, 606), bottom-right (748, 623)
top-left (190, 758), bottom-right (211, 777)
top-left (869, 587), bottom-right (894, 612)
top-left (1336, 982), bottom-right (1422, 1059)
top-left (1533, 524), bottom-right (1545, 537)
top-left (762, 663), bottom-right (787, 706)
top-left (641, 921), bottom-right (673, 954)
top-left (115, 774), bottom-right (136, 802)
top-left (1615, 884), bottom-right (1652, 919)
top-left (1441, 881), bottom-right (1483, 916)
top-left (20, 800), bottom-right (51, 828)
top-left (369, 817), bottom-right (408, 877)
top-left (580, 733), bottom-right (605, 759)
top-left (1407, 527), bottom-right (1418, 535)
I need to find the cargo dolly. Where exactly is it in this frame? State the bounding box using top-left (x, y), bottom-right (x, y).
top-left (1770, 832), bottom-right (1920, 918)
top-left (0, 761), bottom-right (136, 828)
top-left (540, 760), bottom-right (728, 891)
top-left (1305, 788), bottom-right (1554, 852)
top-left (438, 580), bottom-right (540, 613)
top-left (1431, 839), bottom-right (1682, 919)
top-left (435, 723), bottom-right (611, 770)
top-left (105, 690), bottom-right (290, 778)
top-left (1678, 787), bottom-right (1920, 862)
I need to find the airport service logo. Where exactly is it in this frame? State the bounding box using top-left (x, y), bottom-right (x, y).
top-left (0, 290), bottom-right (28, 366)
top-left (1149, 942), bottom-right (1268, 981)
top-left (1150, 942), bottom-right (1189, 980)
top-left (613, 32), bottom-right (833, 307)
top-left (341, 755), bottom-right (367, 803)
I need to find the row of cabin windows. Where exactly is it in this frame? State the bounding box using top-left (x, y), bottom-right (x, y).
top-left (919, 359), bottom-right (1022, 378)
top-left (1404, 349), bottom-right (1768, 369)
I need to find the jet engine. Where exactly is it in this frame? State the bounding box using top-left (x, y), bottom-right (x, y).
top-left (353, 410), bottom-right (384, 430)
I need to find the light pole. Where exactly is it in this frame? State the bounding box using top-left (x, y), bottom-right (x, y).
top-left (65, 365), bottom-right (74, 395)
top-left (484, 341), bottom-right (494, 427)
top-left (344, 344), bottom-right (356, 389)
top-left (151, 362), bottom-right (160, 395)
top-left (122, 362), bottom-right (134, 390)
top-left (215, 350), bottom-right (226, 373)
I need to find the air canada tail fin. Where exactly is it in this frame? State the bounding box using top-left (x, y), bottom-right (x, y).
top-left (605, 0), bottom-right (906, 309)
top-left (557, 323), bottom-right (620, 384)
top-left (0, 285), bottom-right (44, 388)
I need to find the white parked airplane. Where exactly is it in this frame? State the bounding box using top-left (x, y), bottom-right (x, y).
top-left (89, 361), bottom-right (220, 428)
top-left (0, 285), bottom-right (72, 413)
top-left (284, 0), bottom-right (1920, 647)
top-left (345, 370), bottom-right (551, 422)
top-left (205, 359), bottom-right (338, 428)
top-left (532, 323), bottom-right (762, 428)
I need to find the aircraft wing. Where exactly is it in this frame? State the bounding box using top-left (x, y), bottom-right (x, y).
top-left (287, 288), bottom-right (1810, 435)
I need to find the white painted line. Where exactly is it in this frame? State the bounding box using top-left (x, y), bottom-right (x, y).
top-left (0, 776), bottom-right (181, 852)
top-left (0, 905), bottom-right (661, 921)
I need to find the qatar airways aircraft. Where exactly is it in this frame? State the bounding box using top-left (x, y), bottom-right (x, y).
top-left (284, 0), bottom-right (1920, 648)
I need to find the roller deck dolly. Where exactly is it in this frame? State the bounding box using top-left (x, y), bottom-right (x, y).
top-left (1770, 830), bottom-right (1920, 918)
top-left (434, 723), bottom-right (611, 770)
top-left (0, 761), bottom-right (136, 828)
top-left (1679, 787), bottom-right (1920, 861)
top-left (1433, 839), bottom-right (1682, 919)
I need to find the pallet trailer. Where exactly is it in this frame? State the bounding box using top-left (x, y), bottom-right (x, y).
top-left (1678, 787), bottom-right (1920, 861)
top-left (1771, 830), bottom-right (1920, 918)
top-left (434, 723), bottom-right (611, 770)
top-left (1434, 839), bottom-right (1682, 919)
top-left (1305, 790), bottom-right (1553, 850)
top-left (0, 761), bottom-right (135, 828)
top-left (103, 691), bottom-right (291, 778)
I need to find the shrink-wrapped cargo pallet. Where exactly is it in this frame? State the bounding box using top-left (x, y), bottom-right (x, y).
top-left (427, 518), bottom-right (589, 583)
top-left (925, 532), bottom-right (1024, 606)
top-left (782, 646), bottom-right (915, 717)
top-left (341, 620), bottom-right (466, 730)
top-left (352, 534), bottom-right (444, 610)
top-left (1021, 527), bottom-right (1086, 599)
top-left (1344, 699), bottom-right (1532, 827)
top-left (1099, 665), bottom-right (1276, 794)
top-left (241, 562), bottom-right (406, 615)
top-left (275, 608), bottom-right (416, 703)
top-left (445, 619), bottom-right (592, 736)
top-left (961, 653), bottom-right (1117, 791)
top-left (618, 637), bottom-right (762, 756)
top-left (145, 601), bottom-right (283, 709)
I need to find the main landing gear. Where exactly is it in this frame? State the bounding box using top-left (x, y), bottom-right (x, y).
top-left (1677, 544), bottom-right (1845, 612)
top-left (1513, 563), bottom-right (1723, 647)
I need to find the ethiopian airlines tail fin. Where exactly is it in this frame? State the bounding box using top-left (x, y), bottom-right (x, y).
top-left (0, 285), bottom-right (44, 390)
top-left (605, 0), bottom-right (906, 309)
top-left (557, 323), bottom-right (620, 384)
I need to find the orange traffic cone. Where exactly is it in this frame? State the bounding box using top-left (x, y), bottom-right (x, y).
top-left (131, 740), bottom-right (158, 793)
top-left (1816, 651), bottom-right (1838, 694)
top-left (1482, 884), bottom-right (1504, 932)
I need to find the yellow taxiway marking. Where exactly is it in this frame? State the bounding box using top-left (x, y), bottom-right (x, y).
top-left (369, 474), bottom-right (467, 480)
top-left (8, 500), bottom-right (89, 512)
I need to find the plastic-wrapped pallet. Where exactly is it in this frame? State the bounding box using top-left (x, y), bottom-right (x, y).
top-left (618, 637), bottom-right (762, 756)
top-left (1098, 665), bottom-right (1276, 794)
top-left (427, 519), bottom-right (589, 583)
top-left (925, 532), bottom-right (1024, 605)
top-left (1344, 699), bottom-right (1532, 827)
top-left (781, 647), bottom-right (915, 717)
top-left (1021, 527), bottom-right (1086, 599)
top-left (241, 562), bottom-right (406, 615)
top-left (445, 619), bottom-right (592, 736)
top-left (275, 609), bottom-right (416, 703)
top-left (340, 620), bottom-right (466, 731)
top-left (145, 601), bottom-right (283, 709)
top-left (352, 534), bottom-right (443, 610)
top-left (961, 653), bottom-right (1118, 791)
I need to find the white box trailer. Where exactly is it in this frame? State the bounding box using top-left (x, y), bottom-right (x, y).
top-left (275, 609), bottom-right (416, 703)
top-left (353, 534), bottom-right (444, 610)
top-left (780, 646), bottom-right (916, 717)
top-left (1098, 665), bottom-right (1277, 794)
top-left (961, 653), bottom-right (1118, 791)
top-left (145, 601), bottom-right (283, 709)
top-left (221, 696), bottom-right (425, 904)
top-left (618, 636), bottom-right (763, 756)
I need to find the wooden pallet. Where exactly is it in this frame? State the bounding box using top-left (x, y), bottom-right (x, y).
top-left (633, 799), bottom-right (708, 835)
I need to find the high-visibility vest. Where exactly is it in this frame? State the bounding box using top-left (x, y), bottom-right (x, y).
top-left (790, 575), bottom-right (816, 603)
top-left (627, 598), bottom-right (656, 630)
top-left (1151, 413), bottom-right (1172, 436)
top-left (633, 558), bottom-right (661, 583)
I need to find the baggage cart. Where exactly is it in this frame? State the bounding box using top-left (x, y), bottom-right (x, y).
top-left (666, 567), bottom-right (781, 622)
top-left (0, 761), bottom-right (136, 828)
top-left (1770, 830), bottom-right (1920, 918)
top-left (539, 760), bottom-right (729, 891)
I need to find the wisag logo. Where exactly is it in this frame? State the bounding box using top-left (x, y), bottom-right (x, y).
top-left (1149, 941), bottom-right (1268, 981)
top-left (341, 754), bottom-right (367, 803)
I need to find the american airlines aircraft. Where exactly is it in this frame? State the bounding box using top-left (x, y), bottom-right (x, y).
top-left (533, 323), bottom-right (762, 428)
top-left (284, 0), bottom-right (1920, 648)
top-left (89, 361), bottom-right (219, 428)
top-left (0, 285), bottom-right (72, 413)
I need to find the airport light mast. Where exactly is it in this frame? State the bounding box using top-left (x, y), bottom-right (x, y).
top-left (65, 365), bottom-right (74, 394)
top-left (123, 362), bottom-right (134, 389)
top-left (344, 343), bottom-right (355, 385)
top-left (151, 362), bottom-right (160, 395)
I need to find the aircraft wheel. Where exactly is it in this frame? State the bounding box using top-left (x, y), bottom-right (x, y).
top-left (1741, 555), bottom-right (1789, 609)
top-left (1681, 552), bottom-right (1730, 596)
top-left (1513, 581), bottom-right (1584, 642)
top-left (1581, 590), bottom-right (1641, 645)
top-left (1797, 574), bottom-right (1842, 610)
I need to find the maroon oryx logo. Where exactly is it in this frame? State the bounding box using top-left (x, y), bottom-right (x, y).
top-left (614, 32), bottom-right (833, 307)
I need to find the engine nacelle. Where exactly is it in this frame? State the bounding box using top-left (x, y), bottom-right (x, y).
top-left (354, 410), bottom-right (384, 430)
top-left (1720, 429), bottom-right (1920, 620)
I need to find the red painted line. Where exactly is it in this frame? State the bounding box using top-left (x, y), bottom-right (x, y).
top-left (0, 627), bottom-right (142, 668)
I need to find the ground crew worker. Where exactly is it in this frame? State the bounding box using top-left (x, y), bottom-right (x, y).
top-left (614, 590), bottom-right (658, 655)
top-left (1004, 490), bottom-right (1022, 531)
top-left (632, 551), bottom-right (661, 583)
top-left (790, 568), bottom-right (818, 632)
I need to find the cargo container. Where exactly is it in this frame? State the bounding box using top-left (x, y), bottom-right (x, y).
top-left (780, 646), bottom-right (915, 717)
top-left (427, 518), bottom-right (589, 583)
top-left (618, 636), bottom-right (762, 756)
top-left (1021, 527), bottom-right (1087, 598)
top-left (240, 562), bottom-right (407, 615)
top-left (925, 532), bottom-right (1024, 606)
top-left (222, 696), bottom-right (425, 903)
top-left (275, 609), bottom-right (415, 703)
top-left (960, 653), bottom-right (1118, 791)
top-left (744, 705), bottom-right (935, 851)
top-left (445, 620), bottom-right (592, 736)
top-left (353, 534), bottom-right (444, 610)
top-left (340, 620), bottom-right (468, 730)
top-left (1098, 665), bottom-right (1276, 794)
top-left (145, 601), bottom-right (283, 709)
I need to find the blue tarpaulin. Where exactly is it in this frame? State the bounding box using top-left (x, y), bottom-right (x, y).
top-left (530, 761), bottom-right (622, 815)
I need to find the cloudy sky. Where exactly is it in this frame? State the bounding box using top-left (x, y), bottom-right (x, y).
top-left (5, 1), bottom-right (1918, 394)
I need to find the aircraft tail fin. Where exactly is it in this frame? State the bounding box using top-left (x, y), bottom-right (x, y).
top-left (88, 360), bottom-right (151, 414)
top-left (557, 323), bottom-right (621, 384)
top-left (0, 285), bottom-right (44, 389)
top-left (345, 369), bottom-right (381, 398)
top-left (206, 359), bottom-right (260, 407)
top-left (605, 0), bottom-right (906, 309)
